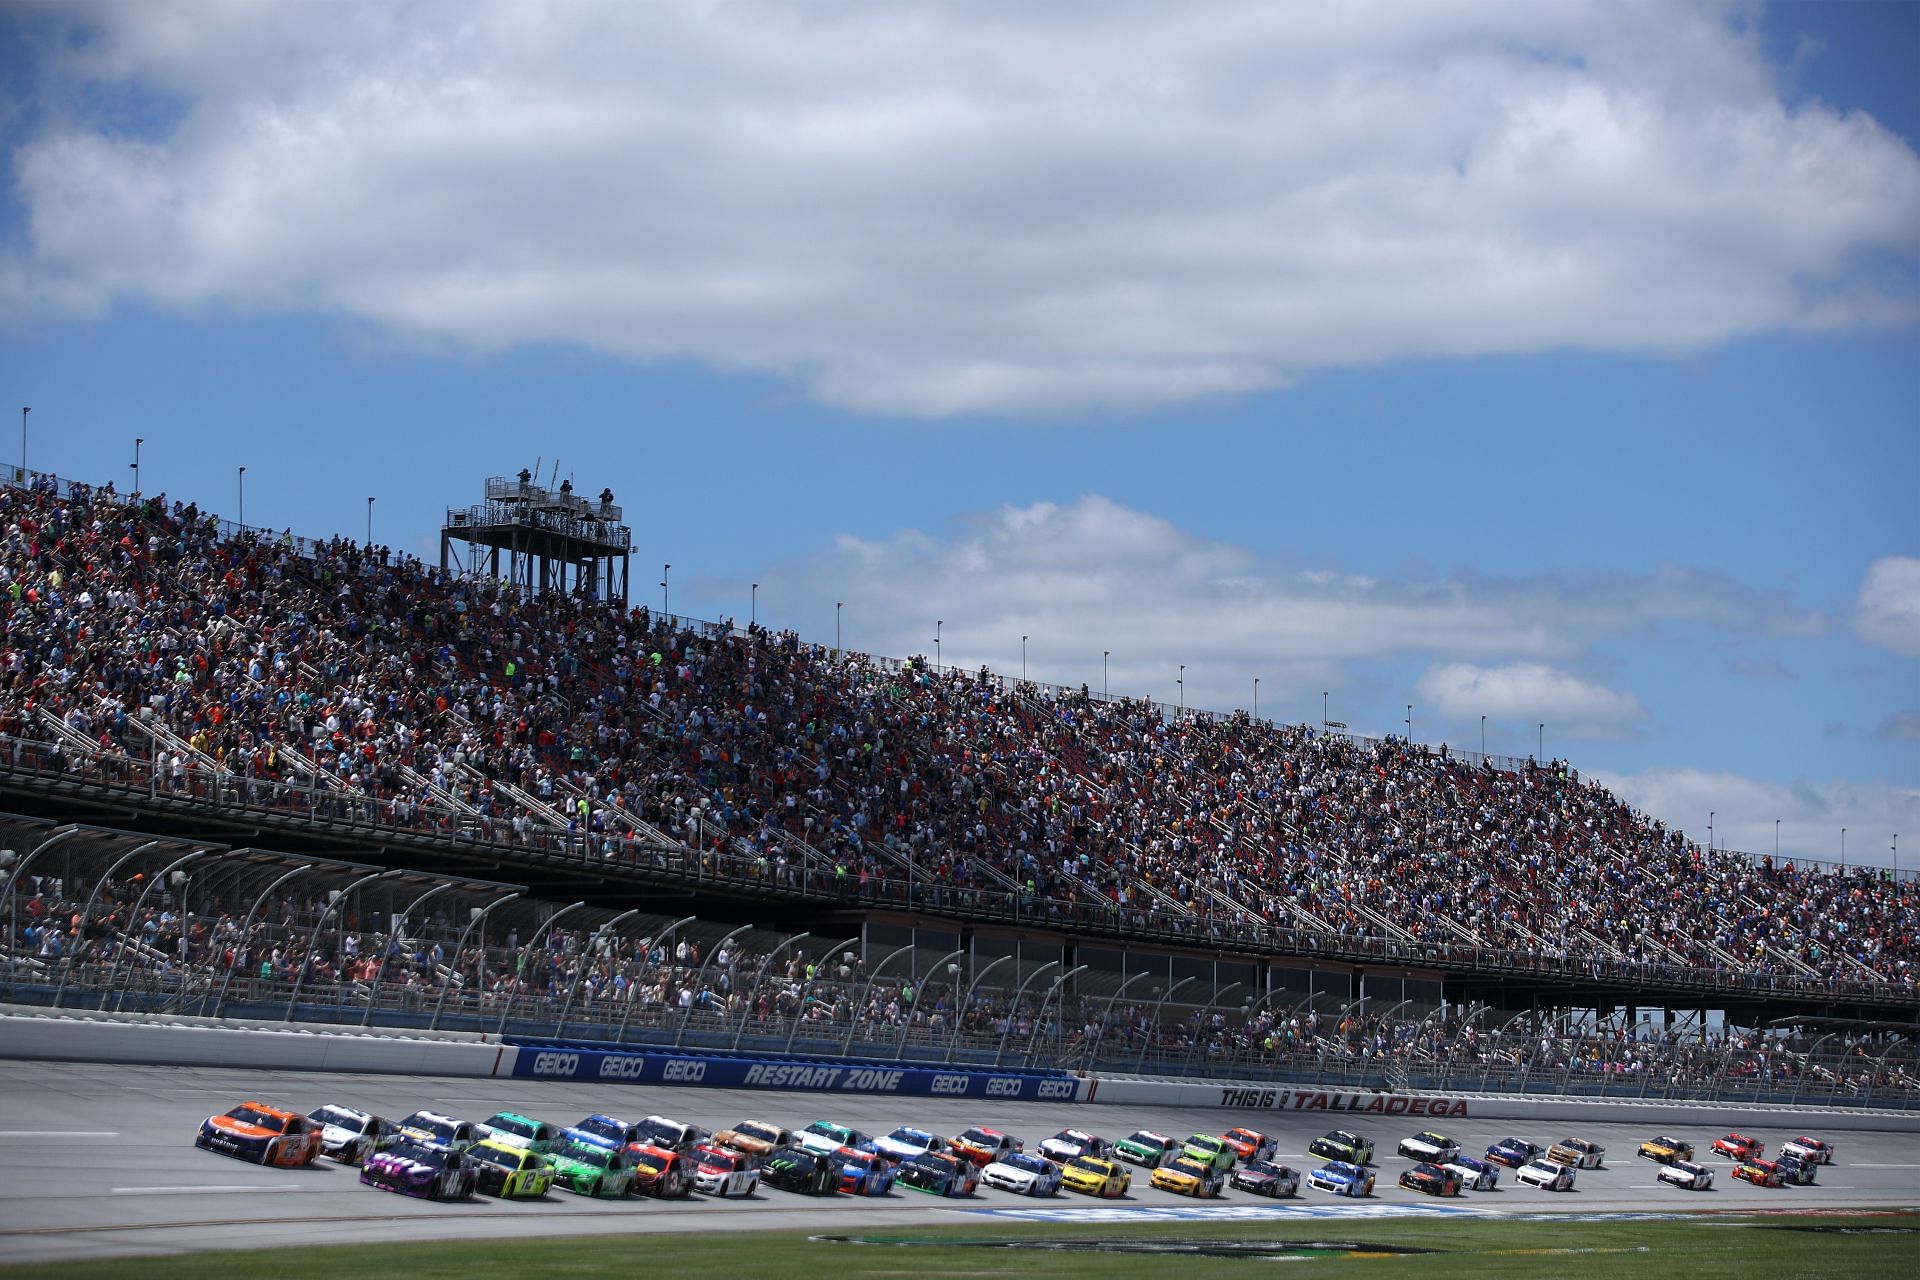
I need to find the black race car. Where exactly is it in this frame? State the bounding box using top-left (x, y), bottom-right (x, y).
top-left (760, 1145), bottom-right (838, 1195)
top-left (1228, 1157), bottom-right (1301, 1198)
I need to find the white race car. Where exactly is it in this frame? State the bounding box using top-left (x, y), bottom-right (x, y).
top-left (1397, 1130), bottom-right (1460, 1163)
top-left (1515, 1157), bottom-right (1577, 1191)
top-left (307, 1103), bottom-right (396, 1165)
top-left (689, 1143), bottom-right (760, 1197)
top-left (1781, 1135), bottom-right (1836, 1165)
top-left (1658, 1159), bottom-right (1715, 1190)
top-left (1038, 1129), bottom-right (1111, 1163)
top-left (1444, 1155), bottom-right (1500, 1190)
top-left (873, 1126), bottom-right (948, 1164)
top-left (1546, 1137), bottom-right (1605, 1169)
top-left (982, 1151), bottom-right (1064, 1196)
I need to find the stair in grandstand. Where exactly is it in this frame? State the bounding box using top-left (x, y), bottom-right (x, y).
top-left (125, 713), bottom-right (230, 781)
top-left (33, 706), bottom-right (106, 762)
top-left (1347, 898), bottom-right (1417, 943)
top-left (394, 761), bottom-right (483, 822)
top-left (266, 737), bottom-right (351, 793)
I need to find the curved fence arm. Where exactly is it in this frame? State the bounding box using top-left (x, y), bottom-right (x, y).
top-left (284, 869), bottom-right (401, 1020)
top-left (428, 891), bottom-right (521, 1031)
top-left (733, 931), bottom-right (812, 1050)
top-left (496, 901), bottom-right (587, 1039)
top-left (51, 839), bottom-right (164, 1009)
top-left (361, 882), bottom-right (458, 1026)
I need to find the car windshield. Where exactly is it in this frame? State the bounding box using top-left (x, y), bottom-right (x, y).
top-left (568, 1146), bottom-right (613, 1169)
top-left (958, 1128), bottom-right (999, 1146)
top-left (1052, 1131), bottom-right (1091, 1147)
top-left (1169, 1158), bottom-right (1209, 1176)
top-left (388, 1142), bottom-right (445, 1169)
top-left (1672, 1162), bottom-right (1704, 1175)
top-left (469, 1146), bottom-right (522, 1170)
top-left (487, 1115), bottom-right (538, 1140)
top-left (308, 1106), bottom-right (363, 1130)
top-left (1067, 1157), bottom-right (1107, 1174)
top-left (735, 1123), bottom-right (781, 1144)
top-left (575, 1118), bottom-right (628, 1142)
top-left (776, 1151), bottom-right (819, 1171)
top-left (641, 1118), bottom-right (687, 1144)
top-left (404, 1116), bottom-right (460, 1142)
top-left (1331, 1131), bottom-right (1358, 1144)
top-left (1454, 1157), bottom-right (1485, 1171)
top-left (1124, 1131), bottom-right (1164, 1147)
top-left (1415, 1132), bottom-right (1447, 1145)
top-left (226, 1106), bottom-right (286, 1130)
top-left (1005, 1153), bottom-right (1053, 1175)
top-left (888, 1128), bottom-right (933, 1148)
top-left (698, 1148), bottom-right (740, 1169)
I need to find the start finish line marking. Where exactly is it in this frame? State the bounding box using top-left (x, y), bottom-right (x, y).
top-left (969, 1202), bottom-right (1485, 1223)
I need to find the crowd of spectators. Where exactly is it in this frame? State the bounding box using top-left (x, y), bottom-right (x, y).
top-left (1, 472), bottom-right (1914, 1007)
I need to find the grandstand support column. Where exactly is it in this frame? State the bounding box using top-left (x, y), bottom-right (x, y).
top-left (1018, 963), bottom-right (1091, 1068)
top-left (783, 934), bottom-right (864, 1055)
top-left (285, 869), bottom-right (402, 1022)
top-left (107, 847), bottom-right (219, 1013)
top-left (429, 892), bottom-right (521, 1031)
top-left (947, 954), bottom-right (1015, 1063)
top-left (1084, 970), bottom-right (1157, 1071)
top-left (496, 901), bottom-right (587, 1038)
top-left (50, 839), bottom-right (163, 1009)
top-left (555, 908), bottom-right (642, 1041)
top-left (841, 942), bottom-right (920, 1055)
top-left (675, 923), bottom-right (756, 1048)
top-left (361, 882), bottom-right (457, 1027)
top-left (993, 960), bottom-right (1062, 1067)
top-left (731, 932), bottom-right (812, 1050)
top-left (613, 914), bottom-right (698, 1045)
top-left (211, 863), bottom-right (320, 1017)
top-left (896, 949), bottom-right (967, 1057)
top-left (1181, 981), bottom-right (1246, 1075)
top-left (4, 827), bottom-right (80, 1004)
top-left (1134, 975), bottom-right (1200, 1072)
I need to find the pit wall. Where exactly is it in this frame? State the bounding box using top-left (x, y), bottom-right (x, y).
top-left (3, 1008), bottom-right (1914, 1131)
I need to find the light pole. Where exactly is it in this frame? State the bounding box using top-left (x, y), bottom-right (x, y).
top-left (1405, 703), bottom-right (1412, 744)
top-left (835, 602), bottom-right (843, 651)
top-left (1103, 651), bottom-right (1110, 701)
top-left (750, 582), bottom-right (757, 627)
top-left (237, 466), bottom-right (246, 526)
top-left (1841, 827), bottom-right (1846, 869)
top-left (1894, 834), bottom-right (1899, 881)
top-left (1322, 691), bottom-right (1328, 725)
top-left (132, 436), bottom-right (143, 494)
top-left (1253, 676), bottom-right (1259, 721)
top-left (365, 496), bottom-right (374, 546)
top-left (1177, 664), bottom-right (1184, 712)
top-left (1480, 715), bottom-right (1486, 756)
top-left (1708, 812), bottom-right (1714, 852)
top-left (1021, 635), bottom-right (1028, 682)
top-left (1775, 819), bottom-right (1780, 859)
top-left (1538, 723), bottom-right (1544, 760)
top-left (934, 619), bottom-right (942, 672)
top-left (18, 406), bottom-right (25, 479)
top-left (660, 563), bottom-right (670, 615)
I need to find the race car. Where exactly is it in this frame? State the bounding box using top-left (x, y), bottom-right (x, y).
top-left (760, 1145), bottom-right (839, 1195)
top-left (873, 1126), bottom-right (948, 1164)
top-left (1515, 1157), bottom-right (1577, 1191)
top-left (1733, 1159), bottom-right (1782, 1188)
top-left (1181, 1132), bottom-right (1239, 1171)
top-left (1061, 1154), bottom-right (1131, 1198)
top-left (897, 1150), bottom-right (981, 1197)
top-left (550, 1141), bottom-right (636, 1197)
top-left (1657, 1159), bottom-right (1715, 1190)
top-left (360, 1140), bottom-right (476, 1200)
top-left (635, 1114), bottom-right (706, 1152)
top-left (467, 1138), bottom-right (555, 1199)
top-left (478, 1111), bottom-right (563, 1156)
top-left (624, 1143), bottom-right (694, 1198)
top-left (1547, 1137), bottom-right (1606, 1169)
top-left (983, 1150), bottom-right (1064, 1196)
top-left (690, 1143), bottom-right (760, 1198)
top-left (1307, 1130), bottom-right (1373, 1165)
top-left (1038, 1129), bottom-right (1112, 1164)
top-left (1230, 1157), bottom-right (1301, 1198)
top-left (1782, 1135), bottom-right (1836, 1165)
top-left (1113, 1129), bottom-right (1182, 1169)
top-left (1711, 1132), bottom-right (1763, 1161)
top-left (1638, 1135), bottom-right (1694, 1165)
top-left (1444, 1155), bottom-right (1500, 1190)
top-left (835, 1146), bottom-right (897, 1196)
top-left (563, 1114), bottom-right (644, 1151)
top-left (1396, 1130), bottom-right (1460, 1163)
top-left (1219, 1127), bottom-right (1277, 1163)
top-left (1306, 1160), bottom-right (1375, 1197)
top-left (714, 1119), bottom-right (792, 1159)
top-left (1152, 1155), bottom-right (1228, 1198)
top-left (1775, 1154), bottom-right (1819, 1185)
top-left (306, 1104), bottom-right (396, 1165)
top-left (196, 1101), bottom-right (324, 1167)
top-left (1485, 1137), bottom-right (1540, 1168)
top-left (1398, 1162), bottom-right (1464, 1197)
top-left (795, 1120), bottom-right (874, 1158)
top-left (950, 1127), bottom-right (1022, 1167)
top-left (396, 1109), bottom-right (480, 1155)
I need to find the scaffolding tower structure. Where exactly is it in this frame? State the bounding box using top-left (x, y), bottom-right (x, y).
top-left (441, 469), bottom-right (632, 603)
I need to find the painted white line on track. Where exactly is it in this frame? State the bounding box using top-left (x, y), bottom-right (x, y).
top-left (110, 1186), bottom-right (305, 1196)
top-left (1852, 1164), bottom-right (1920, 1168)
top-left (0, 1131), bottom-right (119, 1138)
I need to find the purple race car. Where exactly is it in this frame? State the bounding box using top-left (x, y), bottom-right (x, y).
top-left (359, 1140), bottom-right (477, 1200)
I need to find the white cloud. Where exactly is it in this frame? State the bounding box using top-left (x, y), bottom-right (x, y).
top-left (1855, 556), bottom-right (1920, 657)
top-left (1414, 661), bottom-right (1643, 735)
top-left (5, 1), bottom-right (1918, 416)
top-left (1596, 766), bottom-right (1919, 870)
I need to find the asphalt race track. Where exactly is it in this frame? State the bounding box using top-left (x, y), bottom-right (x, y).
top-left (1, 1060), bottom-right (1915, 1266)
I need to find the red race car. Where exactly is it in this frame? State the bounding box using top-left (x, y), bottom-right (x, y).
top-left (1733, 1159), bottom-right (1784, 1187)
top-left (1711, 1132), bottom-right (1764, 1160)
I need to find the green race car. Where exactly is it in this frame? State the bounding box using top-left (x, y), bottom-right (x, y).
top-left (1306, 1129), bottom-right (1374, 1165)
top-left (550, 1141), bottom-right (636, 1197)
top-left (1181, 1133), bottom-right (1238, 1172)
top-left (468, 1137), bottom-right (556, 1199)
top-left (479, 1111), bottom-right (564, 1156)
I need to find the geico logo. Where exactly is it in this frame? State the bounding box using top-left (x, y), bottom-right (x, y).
top-left (660, 1059), bottom-right (707, 1083)
top-left (1035, 1079), bottom-right (1074, 1100)
top-left (929, 1075), bottom-right (969, 1095)
top-left (532, 1052), bottom-right (580, 1076)
top-left (597, 1056), bottom-right (650, 1080)
top-left (984, 1077), bottom-right (1022, 1097)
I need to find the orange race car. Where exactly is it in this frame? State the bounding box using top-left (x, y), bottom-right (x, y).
top-left (1712, 1132), bottom-right (1764, 1161)
top-left (195, 1100), bottom-right (323, 1166)
top-left (1219, 1127), bottom-right (1277, 1162)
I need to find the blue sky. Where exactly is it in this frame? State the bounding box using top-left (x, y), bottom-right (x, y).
top-left (2, 2), bottom-right (1915, 866)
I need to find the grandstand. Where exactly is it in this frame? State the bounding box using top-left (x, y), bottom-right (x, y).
top-left (1, 468), bottom-right (1914, 1103)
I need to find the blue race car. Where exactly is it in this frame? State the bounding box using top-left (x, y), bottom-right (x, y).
top-left (1444, 1154), bottom-right (1501, 1190)
top-left (1306, 1160), bottom-right (1376, 1197)
top-left (872, 1126), bottom-right (947, 1164)
top-left (1486, 1137), bottom-right (1540, 1168)
top-left (836, 1146), bottom-right (897, 1196)
top-left (563, 1114), bottom-right (645, 1151)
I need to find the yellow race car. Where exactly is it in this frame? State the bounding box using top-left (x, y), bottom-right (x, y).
top-left (1638, 1135), bottom-right (1694, 1165)
top-left (1061, 1154), bottom-right (1131, 1198)
top-left (1150, 1155), bottom-right (1226, 1198)
top-left (468, 1137), bottom-right (556, 1199)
